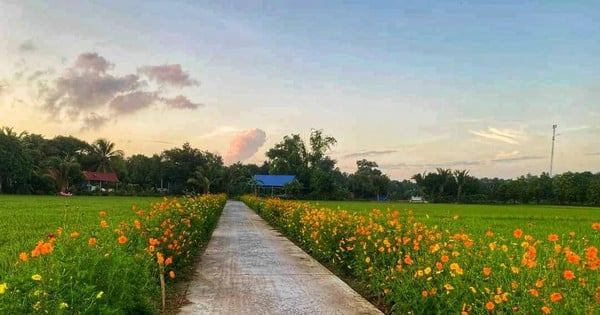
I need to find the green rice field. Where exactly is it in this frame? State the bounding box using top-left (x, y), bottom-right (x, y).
top-left (0, 195), bottom-right (161, 268)
top-left (311, 200), bottom-right (600, 236)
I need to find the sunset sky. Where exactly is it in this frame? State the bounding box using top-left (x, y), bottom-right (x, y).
top-left (1, 1), bottom-right (598, 180)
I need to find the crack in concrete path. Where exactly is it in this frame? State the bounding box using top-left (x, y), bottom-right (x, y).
top-left (179, 200), bottom-right (383, 315)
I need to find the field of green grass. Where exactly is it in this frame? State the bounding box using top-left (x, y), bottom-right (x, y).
top-left (0, 195), bottom-right (161, 266)
top-left (311, 200), bottom-right (600, 236)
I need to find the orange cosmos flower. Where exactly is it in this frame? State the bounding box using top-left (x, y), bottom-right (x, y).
top-left (486, 230), bottom-right (494, 237)
top-left (586, 246), bottom-right (598, 261)
top-left (514, 229), bottom-right (523, 238)
top-left (536, 279), bottom-right (544, 288)
top-left (19, 252), bottom-right (28, 262)
top-left (99, 211), bottom-right (106, 217)
top-left (156, 252), bottom-right (165, 265)
top-left (100, 220), bottom-right (108, 228)
top-left (548, 234), bottom-right (559, 242)
top-left (441, 255), bottom-right (449, 263)
top-left (118, 235), bottom-right (128, 244)
top-left (550, 293), bottom-right (562, 302)
top-left (404, 255), bottom-right (413, 265)
top-left (541, 306), bottom-right (551, 314)
top-left (421, 290), bottom-right (428, 297)
top-left (569, 231), bottom-right (575, 237)
top-left (165, 256), bottom-right (173, 265)
top-left (88, 237), bottom-right (97, 246)
top-left (169, 271), bottom-right (176, 279)
top-left (529, 289), bottom-right (539, 297)
top-left (134, 220), bottom-right (141, 229)
top-left (563, 270), bottom-right (575, 280)
top-left (485, 301), bottom-right (495, 310)
top-left (567, 253), bottom-right (581, 264)
top-left (592, 222), bottom-right (600, 230)
top-left (70, 231), bottom-right (79, 238)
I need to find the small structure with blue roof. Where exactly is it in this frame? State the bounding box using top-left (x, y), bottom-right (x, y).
top-left (252, 175), bottom-right (297, 196)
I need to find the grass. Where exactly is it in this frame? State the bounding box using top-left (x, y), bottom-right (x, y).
top-left (0, 194), bottom-right (226, 314)
top-left (311, 201), bottom-right (600, 236)
top-left (0, 195), bottom-right (161, 267)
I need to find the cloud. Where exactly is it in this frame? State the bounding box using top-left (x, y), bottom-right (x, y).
top-left (494, 150), bottom-right (520, 160)
top-left (27, 68), bottom-right (55, 83)
top-left (74, 53), bottom-right (113, 73)
top-left (200, 126), bottom-right (239, 138)
top-left (82, 113), bottom-right (110, 130)
top-left (19, 39), bottom-right (36, 52)
top-left (110, 91), bottom-right (158, 114)
top-left (470, 128), bottom-right (523, 145)
top-left (163, 95), bottom-right (202, 109)
top-left (224, 128), bottom-right (267, 164)
top-left (492, 155), bottom-right (543, 163)
top-left (343, 150), bottom-right (397, 159)
top-left (0, 80), bottom-right (8, 94)
top-left (381, 160), bottom-right (481, 170)
top-left (138, 64), bottom-right (198, 87)
top-left (38, 52), bottom-right (202, 130)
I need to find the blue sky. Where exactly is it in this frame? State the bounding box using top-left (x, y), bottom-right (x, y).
top-left (1, 1), bottom-right (598, 179)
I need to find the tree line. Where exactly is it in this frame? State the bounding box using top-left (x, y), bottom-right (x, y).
top-left (1, 126), bottom-right (598, 205)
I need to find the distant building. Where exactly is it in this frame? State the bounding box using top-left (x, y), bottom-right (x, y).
top-left (82, 171), bottom-right (119, 192)
top-left (252, 175), bottom-right (296, 196)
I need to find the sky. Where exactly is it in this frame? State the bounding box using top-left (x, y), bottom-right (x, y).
top-left (1, 1), bottom-right (599, 180)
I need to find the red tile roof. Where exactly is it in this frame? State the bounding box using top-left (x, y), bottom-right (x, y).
top-left (82, 171), bottom-right (119, 183)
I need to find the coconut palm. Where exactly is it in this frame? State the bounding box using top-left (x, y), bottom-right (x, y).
top-left (453, 169), bottom-right (470, 203)
top-left (87, 138), bottom-right (124, 172)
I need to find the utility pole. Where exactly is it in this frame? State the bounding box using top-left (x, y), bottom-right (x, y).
top-left (550, 124), bottom-right (557, 176)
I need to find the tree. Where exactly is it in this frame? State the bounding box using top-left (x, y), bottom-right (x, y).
top-left (349, 159), bottom-right (389, 200)
top-left (0, 127), bottom-right (33, 193)
top-left (86, 139), bottom-right (124, 172)
top-left (47, 155), bottom-right (82, 192)
top-left (453, 169), bottom-right (470, 203)
top-left (435, 168), bottom-right (453, 201)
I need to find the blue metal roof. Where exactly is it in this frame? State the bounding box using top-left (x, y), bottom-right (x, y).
top-left (253, 175), bottom-right (296, 187)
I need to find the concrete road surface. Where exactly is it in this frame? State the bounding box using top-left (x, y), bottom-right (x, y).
top-left (179, 200), bottom-right (383, 315)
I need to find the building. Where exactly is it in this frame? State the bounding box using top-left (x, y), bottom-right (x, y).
top-left (252, 175), bottom-right (296, 196)
top-left (82, 171), bottom-right (119, 192)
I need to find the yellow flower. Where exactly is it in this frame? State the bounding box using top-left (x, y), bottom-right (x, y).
top-left (31, 274), bottom-right (42, 281)
top-left (424, 267), bottom-right (432, 275)
top-left (0, 283), bottom-right (7, 294)
top-left (365, 257), bottom-right (371, 264)
top-left (96, 291), bottom-right (104, 299)
top-left (59, 302), bottom-right (68, 309)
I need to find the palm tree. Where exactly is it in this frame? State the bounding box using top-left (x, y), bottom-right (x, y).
top-left (453, 169), bottom-right (470, 203)
top-left (411, 172), bottom-right (427, 198)
top-left (436, 168), bottom-right (452, 201)
top-left (187, 167), bottom-right (210, 194)
top-left (48, 155), bottom-right (81, 192)
top-left (87, 139), bottom-right (124, 172)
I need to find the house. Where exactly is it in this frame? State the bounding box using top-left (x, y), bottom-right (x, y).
top-left (252, 175), bottom-right (296, 196)
top-left (82, 171), bottom-right (119, 192)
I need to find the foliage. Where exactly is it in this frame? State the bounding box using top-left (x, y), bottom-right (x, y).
top-left (243, 196), bottom-right (600, 314)
top-left (0, 194), bottom-right (226, 313)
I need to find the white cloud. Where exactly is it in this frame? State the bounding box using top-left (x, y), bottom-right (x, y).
top-left (469, 128), bottom-right (523, 145)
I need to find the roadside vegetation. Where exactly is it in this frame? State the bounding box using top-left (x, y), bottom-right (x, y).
top-left (0, 194), bottom-right (226, 314)
top-left (243, 196), bottom-right (600, 314)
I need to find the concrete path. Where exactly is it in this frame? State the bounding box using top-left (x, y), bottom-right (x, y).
top-left (179, 200), bottom-right (383, 315)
